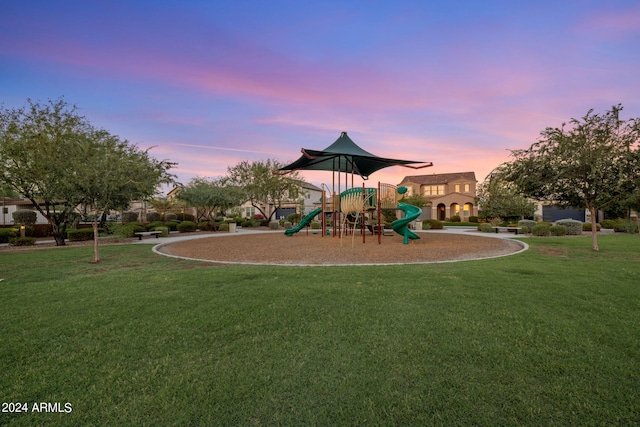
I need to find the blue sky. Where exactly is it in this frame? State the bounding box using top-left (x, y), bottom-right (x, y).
top-left (1, 1), bottom-right (639, 191)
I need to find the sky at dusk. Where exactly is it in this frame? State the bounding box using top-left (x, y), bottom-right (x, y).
top-left (2, 1), bottom-right (639, 192)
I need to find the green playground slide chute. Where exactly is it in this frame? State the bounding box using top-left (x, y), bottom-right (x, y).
top-left (392, 202), bottom-right (422, 244)
top-left (284, 207), bottom-right (323, 236)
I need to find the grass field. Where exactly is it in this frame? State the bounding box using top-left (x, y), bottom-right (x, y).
top-left (1, 234), bottom-right (639, 426)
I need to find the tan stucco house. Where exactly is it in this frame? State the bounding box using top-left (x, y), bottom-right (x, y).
top-left (398, 172), bottom-right (478, 220)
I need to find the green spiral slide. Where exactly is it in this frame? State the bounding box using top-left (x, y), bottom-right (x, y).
top-left (284, 207), bottom-right (323, 236)
top-left (392, 202), bottom-right (422, 244)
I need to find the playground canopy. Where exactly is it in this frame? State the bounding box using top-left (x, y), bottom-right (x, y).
top-left (277, 132), bottom-right (433, 180)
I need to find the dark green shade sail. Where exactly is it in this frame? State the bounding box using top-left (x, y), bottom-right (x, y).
top-left (278, 132), bottom-right (432, 180)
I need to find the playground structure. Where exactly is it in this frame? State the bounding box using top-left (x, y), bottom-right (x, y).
top-left (277, 131), bottom-right (432, 245)
top-left (286, 183), bottom-right (422, 245)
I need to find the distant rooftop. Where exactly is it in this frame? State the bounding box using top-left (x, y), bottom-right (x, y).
top-left (399, 172), bottom-right (476, 186)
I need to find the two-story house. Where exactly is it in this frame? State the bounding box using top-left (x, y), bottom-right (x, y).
top-left (398, 172), bottom-right (478, 221)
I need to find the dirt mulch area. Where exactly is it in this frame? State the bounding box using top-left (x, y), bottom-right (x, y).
top-left (157, 232), bottom-right (525, 265)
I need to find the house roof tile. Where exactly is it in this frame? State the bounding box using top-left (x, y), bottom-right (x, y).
top-left (399, 172), bottom-right (476, 186)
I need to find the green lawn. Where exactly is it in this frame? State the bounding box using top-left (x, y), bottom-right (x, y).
top-left (1, 235), bottom-right (639, 426)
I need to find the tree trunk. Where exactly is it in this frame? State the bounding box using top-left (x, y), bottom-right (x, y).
top-left (589, 204), bottom-right (599, 252)
top-left (92, 218), bottom-right (101, 263)
top-left (50, 218), bottom-right (67, 246)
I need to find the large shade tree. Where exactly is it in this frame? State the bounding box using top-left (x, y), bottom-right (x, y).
top-left (0, 98), bottom-right (175, 256)
top-left (74, 129), bottom-right (175, 262)
top-left (477, 168), bottom-right (536, 220)
top-left (0, 98), bottom-right (94, 245)
top-left (502, 105), bottom-right (640, 251)
top-left (227, 159), bottom-right (304, 222)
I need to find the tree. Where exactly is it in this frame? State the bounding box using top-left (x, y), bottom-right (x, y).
top-left (0, 98), bottom-right (94, 245)
top-left (399, 193), bottom-right (429, 208)
top-left (73, 129), bottom-right (175, 262)
top-left (503, 105), bottom-right (640, 251)
top-left (176, 177), bottom-right (245, 222)
top-left (226, 159), bottom-right (304, 222)
top-left (0, 98), bottom-right (175, 259)
top-left (477, 168), bottom-right (536, 220)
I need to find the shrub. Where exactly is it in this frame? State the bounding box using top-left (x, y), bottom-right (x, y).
top-left (555, 219), bottom-right (583, 235)
top-left (113, 223), bottom-right (145, 238)
top-left (241, 220), bottom-right (253, 228)
top-left (177, 221), bottom-right (197, 233)
top-left (615, 220), bottom-right (639, 234)
top-left (479, 223), bottom-right (494, 233)
top-left (121, 211), bottom-right (139, 224)
top-left (9, 236), bottom-right (36, 246)
top-left (218, 223), bottom-right (229, 232)
top-left (165, 221), bottom-right (179, 231)
top-left (12, 209), bottom-right (37, 225)
top-left (600, 219), bottom-right (619, 229)
top-left (550, 224), bottom-right (567, 236)
top-left (146, 212), bottom-right (162, 222)
top-left (146, 221), bottom-right (165, 231)
top-left (582, 222), bottom-right (601, 231)
top-left (423, 219), bottom-right (443, 230)
top-left (518, 220), bottom-right (537, 230)
top-left (67, 228), bottom-right (99, 241)
top-left (532, 223), bottom-right (551, 236)
top-left (269, 221), bottom-right (280, 230)
top-left (0, 228), bottom-right (18, 243)
top-left (153, 226), bottom-right (169, 237)
top-left (449, 215), bottom-right (461, 222)
top-left (286, 213), bottom-right (301, 224)
top-left (310, 220), bottom-right (321, 229)
top-left (468, 216), bottom-right (479, 223)
top-left (519, 226), bottom-right (530, 234)
top-left (164, 213), bottom-right (177, 222)
top-left (283, 221), bottom-right (292, 230)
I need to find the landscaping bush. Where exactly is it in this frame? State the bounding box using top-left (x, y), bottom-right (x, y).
top-left (310, 220), bottom-right (321, 229)
top-left (518, 220), bottom-right (537, 231)
top-left (177, 221), bottom-right (197, 233)
top-left (283, 221), bottom-right (293, 230)
top-left (114, 223), bottom-right (145, 238)
top-left (269, 221), bottom-right (280, 230)
top-left (615, 220), bottom-right (639, 234)
top-left (286, 213), bottom-right (301, 224)
top-left (0, 228), bottom-right (18, 243)
top-left (449, 215), bottom-right (461, 222)
top-left (479, 223), bottom-right (494, 233)
top-left (600, 219), bottom-right (619, 229)
top-left (146, 221), bottom-right (165, 231)
top-left (164, 221), bottom-right (179, 231)
top-left (12, 209), bottom-right (37, 225)
top-left (583, 222), bottom-right (601, 232)
top-left (555, 219), bottom-right (583, 235)
top-left (67, 228), bottom-right (99, 241)
top-left (468, 216), bottom-right (479, 223)
top-left (146, 212), bottom-right (162, 222)
top-left (550, 224), bottom-right (567, 236)
top-left (9, 236), bottom-right (36, 246)
top-left (532, 223), bottom-right (551, 236)
top-left (164, 213), bottom-right (177, 222)
top-left (241, 220), bottom-right (253, 228)
top-left (423, 219), bottom-right (443, 229)
top-left (121, 211), bottom-right (139, 224)
top-left (218, 223), bottom-right (229, 232)
top-left (153, 226), bottom-right (169, 237)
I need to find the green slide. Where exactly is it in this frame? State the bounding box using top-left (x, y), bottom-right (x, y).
top-left (391, 202), bottom-right (422, 244)
top-left (284, 207), bottom-right (323, 236)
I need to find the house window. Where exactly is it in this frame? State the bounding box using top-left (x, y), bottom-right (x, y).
top-left (464, 184), bottom-right (470, 192)
top-left (454, 184), bottom-right (460, 193)
top-left (423, 185), bottom-right (445, 196)
top-left (245, 207), bottom-right (256, 218)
